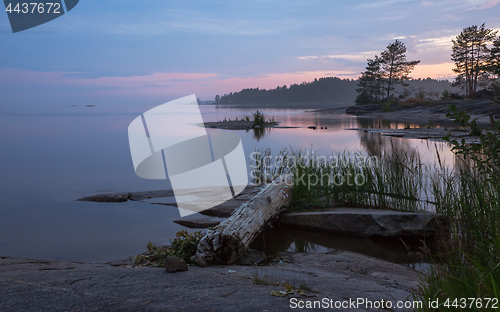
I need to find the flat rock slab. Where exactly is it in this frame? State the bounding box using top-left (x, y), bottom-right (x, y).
top-left (77, 185), bottom-right (263, 219)
top-left (280, 208), bottom-right (445, 237)
top-left (173, 217), bottom-right (222, 229)
top-left (198, 185), bottom-right (263, 218)
top-left (0, 251), bottom-right (420, 312)
top-left (347, 127), bottom-right (480, 143)
top-left (77, 190), bottom-right (175, 203)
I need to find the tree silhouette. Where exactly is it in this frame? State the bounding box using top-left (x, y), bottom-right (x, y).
top-left (489, 36), bottom-right (500, 95)
top-left (451, 24), bottom-right (497, 98)
top-left (380, 40), bottom-right (420, 99)
top-left (356, 56), bottom-right (384, 104)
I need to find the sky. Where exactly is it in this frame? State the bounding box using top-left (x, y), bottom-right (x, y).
top-left (0, 0), bottom-right (499, 112)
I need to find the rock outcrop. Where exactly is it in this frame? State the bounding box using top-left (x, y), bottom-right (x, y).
top-left (280, 208), bottom-right (445, 237)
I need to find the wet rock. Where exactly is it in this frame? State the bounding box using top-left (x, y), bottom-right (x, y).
top-left (77, 190), bottom-right (175, 203)
top-left (199, 185), bottom-right (263, 218)
top-left (199, 201), bottom-right (241, 218)
top-left (173, 218), bottom-right (222, 229)
top-left (164, 256), bottom-right (188, 273)
top-left (280, 208), bottom-right (446, 237)
top-left (77, 193), bottom-right (130, 203)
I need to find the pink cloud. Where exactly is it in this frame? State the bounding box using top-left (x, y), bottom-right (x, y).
top-left (477, 0), bottom-right (500, 9)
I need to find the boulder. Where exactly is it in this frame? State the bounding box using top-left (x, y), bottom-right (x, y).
top-left (279, 208), bottom-right (446, 237)
top-left (164, 256), bottom-right (188, 273)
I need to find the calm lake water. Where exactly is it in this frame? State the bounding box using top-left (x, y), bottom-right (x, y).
top-left (0, 105), bottom-right (455, 263)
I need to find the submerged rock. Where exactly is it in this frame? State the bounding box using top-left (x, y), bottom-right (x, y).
top-left (164, 256), bottom-right (188, 273)
top-left (77, 193), bottom-right (130, 203)
top-left (173, 218), bottom-right (222, 229)
top-left (280, 208), bottom-right (445, 237)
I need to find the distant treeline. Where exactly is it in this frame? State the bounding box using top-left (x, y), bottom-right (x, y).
top-left (215, 77), bottom-right (456, 105)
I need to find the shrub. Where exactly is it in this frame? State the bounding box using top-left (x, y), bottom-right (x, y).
top-left (381, 101), bottom-right (392, 112)
top-left (140, 230), bottom-right (204, 267)
top-left (441, 89), bottom-right (451, 101)
top-left (355, 91), bottom-right (372, 105)
top-left (252, 110), bottom-right (266, 127)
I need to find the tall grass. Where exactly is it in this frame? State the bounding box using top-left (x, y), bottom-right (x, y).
top-left (416, 161), bottom-right (500, 311)
top-left (251, 145), bottom-right (500, 311)
top-left (251, 147), bottom-right (430, 212)
top-left (414, 105), bottom-right (500, 311)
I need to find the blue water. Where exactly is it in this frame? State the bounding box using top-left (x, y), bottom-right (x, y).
top-left (0, 106), bottom-right (454, 262)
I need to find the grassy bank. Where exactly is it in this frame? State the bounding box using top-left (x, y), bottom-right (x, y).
top-left (251, 146), bottom-right (431, 212)
top-left (415, 106), bottom-right (500, 311)
top-left (251, 119), bottom-right (500, 311)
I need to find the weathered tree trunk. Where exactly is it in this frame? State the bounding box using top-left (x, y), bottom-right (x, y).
top-left (191, 175), bottom-right (294, 267)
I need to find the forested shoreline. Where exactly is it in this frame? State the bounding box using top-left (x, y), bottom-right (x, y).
top-left (214, 77), bottom-right (456, 105)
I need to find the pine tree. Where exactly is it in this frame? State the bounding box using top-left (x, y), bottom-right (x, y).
top-left (489, 36), bottom-right (500, 79)
top-left (451, 24), bottom-right (497, 98)
top-left (379, 40), bottom-right (420, 99)
top-left (356, 57), bottom-right (383, 104)
top-left (489, 36), bottom-right (500, 96)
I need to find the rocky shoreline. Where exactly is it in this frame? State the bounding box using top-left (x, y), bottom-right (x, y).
top-left (78, 188), bottom-right (443, 239)
top-left (316, 99), bottom-right (500, 125)
top-left (346, 127), bottom-right (480, 144)
top-left (1, 251), bottom-right (421, 311)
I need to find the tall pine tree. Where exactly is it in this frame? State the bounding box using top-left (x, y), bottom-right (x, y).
top-left (379, 40), bottom-right (420, 99)
top-left (355, 40), bottom-right (419, 104)
top-left (356, 56), bottom-right (383, 105)
top-left (489, 36), bottom-right (500, 79)
top-left (451, 24), bottom-right (497, 98)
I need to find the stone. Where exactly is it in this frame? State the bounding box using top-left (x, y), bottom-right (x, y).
top-left (77, 190), bottom-right (175, 203)
top-left (77, 193), bottom-right (130, 203)
top-left (1, 251), bottom-right (420, 311)
top-left (164, 256), bottom-right (188, 273)
top-left (279, 208), bottom-right (446, 237)
top-left (173, 218), bottom-right (222, 229)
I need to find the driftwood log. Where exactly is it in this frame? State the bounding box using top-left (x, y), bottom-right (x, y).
top-left (191, 175), bottom-right (294, 267)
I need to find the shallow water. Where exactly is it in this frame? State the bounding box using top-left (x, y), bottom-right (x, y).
top-left (0, 105), bottom-right (455, 262)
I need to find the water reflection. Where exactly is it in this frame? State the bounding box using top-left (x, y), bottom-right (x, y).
top-left (250, 127), bottom-right (269, 141)
top-left (0, 106), bottom-right (458, 262)
top-left (250, 226), bottom-right (431, 266)
top-left (200, 106), bottom-right (456, 167)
